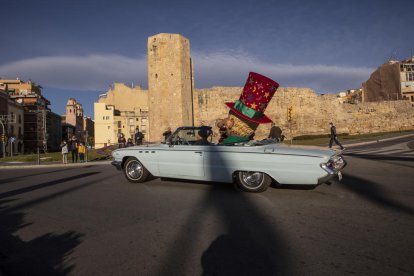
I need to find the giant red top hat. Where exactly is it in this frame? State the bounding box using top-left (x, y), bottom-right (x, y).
top-left (225, 72), bottom-right (279, 124)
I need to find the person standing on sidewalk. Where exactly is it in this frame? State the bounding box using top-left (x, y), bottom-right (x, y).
top-left (78, 142), bottom-right (86, 162)
top-left (69, 135), bottom-right (79, 163)
top-left (135, 128), bottom-right (144, 145)
top-left (60, 140), bottom-right (68, 164)
top-left (329, 122), bottom-right (344, 150)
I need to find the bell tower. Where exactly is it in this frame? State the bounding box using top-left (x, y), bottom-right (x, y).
top-left (147, 33), bottom-right (194, 142)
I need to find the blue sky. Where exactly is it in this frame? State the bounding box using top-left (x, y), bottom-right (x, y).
top-left (1, 0), bottom-right (413, 118)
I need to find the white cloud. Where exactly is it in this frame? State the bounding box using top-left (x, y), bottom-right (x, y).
top-left (0, 52), bottom-right (374, 93)
top-left (0, 54), bottom-right (148, 91)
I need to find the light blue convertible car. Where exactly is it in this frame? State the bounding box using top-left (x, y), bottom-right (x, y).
top-left (111, 126), bottom-right (346, 193)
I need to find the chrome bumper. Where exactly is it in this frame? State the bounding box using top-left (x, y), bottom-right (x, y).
top-left (318, 156), bottom-right (347, 184)
top-left (111, 160), bottom-right (122, 170)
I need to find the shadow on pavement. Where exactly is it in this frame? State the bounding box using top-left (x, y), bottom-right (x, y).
top-left (340, 174), bottom-right (414, 216)
top-left (0, 172), bottom-right (100, 200)
top-left (155, 146), bottom-right (290, 275)
top-left (0, 172), bottom-right (112, 275)
top-left (345, 153), bottom-right (414, 162)
top-left (0, 168), bottom-right (76, 185)
top-left (0, 199), bottom-right (83, 275)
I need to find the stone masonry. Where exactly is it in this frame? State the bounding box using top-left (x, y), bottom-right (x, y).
top-left (147, 33), bottom-right (194, 142)
top-left (194, 86), bottom-right (414, 141)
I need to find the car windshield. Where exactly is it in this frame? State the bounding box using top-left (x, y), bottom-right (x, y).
top-left (167, 126), bottom-right (213, 145)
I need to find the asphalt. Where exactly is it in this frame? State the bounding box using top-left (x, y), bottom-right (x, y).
top-left (0, 160), bottom-right (111, 169)
top-left (1, 133), bottom-right (413, 169)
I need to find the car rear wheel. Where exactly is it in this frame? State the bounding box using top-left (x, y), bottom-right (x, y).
top-left (124, 157), bottom-right (149, 183)
top-left (235, 171), bottom-right (271, 193)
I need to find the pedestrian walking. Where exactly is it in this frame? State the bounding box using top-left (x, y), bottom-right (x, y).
top-left (329, 122), bottom-right (344, 150)
top-left (61, 140), bottom-right (68, 164)
top-left (69, 135), bottom-right (78, 163)
top-left (78, 142), bottom-right (86, 162)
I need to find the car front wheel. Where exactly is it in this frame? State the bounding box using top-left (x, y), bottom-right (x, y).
top-left (235, 171), bottom-right (271, 193)
top-left (124, 157), bottom-right (149, 183)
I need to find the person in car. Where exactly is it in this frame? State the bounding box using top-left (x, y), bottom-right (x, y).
top-left (194, 127), bottom-right (212, 145)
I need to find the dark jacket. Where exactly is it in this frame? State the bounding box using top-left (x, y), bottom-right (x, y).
top-left (330, 125), bottom-right (337, 137)
top-left (268, 126), bottom-right (282, 139)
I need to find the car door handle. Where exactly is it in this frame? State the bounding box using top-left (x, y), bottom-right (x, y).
top-left (194, 151), bottom-right (202, 154)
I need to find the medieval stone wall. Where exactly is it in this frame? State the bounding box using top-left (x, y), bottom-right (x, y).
top-left (194, 86), bottom-right (414, 141)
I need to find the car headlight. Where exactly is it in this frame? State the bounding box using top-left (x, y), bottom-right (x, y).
top-left (321, 156), bottom-right (346, 174)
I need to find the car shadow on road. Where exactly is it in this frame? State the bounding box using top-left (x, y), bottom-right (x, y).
top-left (339, 174), bottom-right (414, 216)
top-left (345, 153), bottom-right (414, 162)
top-left (273, 183), bottom-right (318, 190)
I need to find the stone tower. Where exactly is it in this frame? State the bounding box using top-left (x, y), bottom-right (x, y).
top-left (65, 98), bottom-right (83, 138)
top-left (147, 33), bottom-right (194, 142)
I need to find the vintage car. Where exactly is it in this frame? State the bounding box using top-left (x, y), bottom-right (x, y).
top-left (111, 126), bottom-right (346, 193)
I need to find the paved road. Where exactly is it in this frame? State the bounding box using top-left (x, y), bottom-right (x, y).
top-left (0, 138), bottom-right (413, 275)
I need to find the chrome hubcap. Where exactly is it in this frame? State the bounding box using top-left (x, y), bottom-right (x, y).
top-left (127, 160), bottom-right (143, 179)
top-left (241, 171), bottom-right (263, 187)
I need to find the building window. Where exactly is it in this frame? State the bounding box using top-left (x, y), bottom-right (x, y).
top-left (129, 118), bottom-right (134, 124)
top-left (118, 121), bottom-right (121, 128)
top-left (18, 115), bottom-right (22, 123)
top-left (108, 126), bottom-right (110, 129)
top-left (411, 96), bottom-right (414, 102)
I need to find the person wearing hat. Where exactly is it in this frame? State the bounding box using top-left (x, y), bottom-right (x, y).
top-left (194, 126), bottom-right (212, 145)
top-left (221, 72), bottom-right (279, 144)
